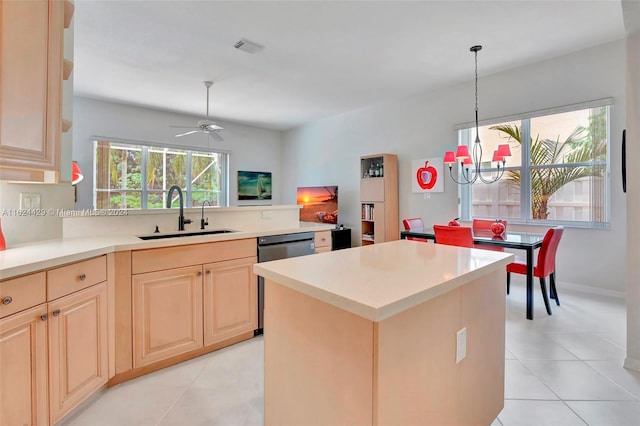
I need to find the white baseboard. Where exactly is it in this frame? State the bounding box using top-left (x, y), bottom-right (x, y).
top-left (508, 274), bottom-right (625, 299)
top-left (624, 357), bottom-right (640, 372)
top-left (560, 281), bottom-right (625, 299)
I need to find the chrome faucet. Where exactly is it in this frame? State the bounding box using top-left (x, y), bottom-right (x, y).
top-left (201, 200), bottom-right (211, 230)
top-left (166, 186), bottom-right (192, 231)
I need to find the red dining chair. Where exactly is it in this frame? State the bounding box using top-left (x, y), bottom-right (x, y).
top-left (472, 218), bottom-right (507, 252)
top-left (433, 225), bottom-right (474, 248)
top-left (402, 218), bottom-right (428, 242)
top-left (507, 226), bottom-right (564, 315)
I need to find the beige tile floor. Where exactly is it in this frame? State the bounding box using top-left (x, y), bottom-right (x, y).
top-left (63, 277), bottom-right (640, 426)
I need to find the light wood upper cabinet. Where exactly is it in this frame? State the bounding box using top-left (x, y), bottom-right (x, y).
top-left (132, 266), bottom-right (204, 368)
top-left (203, 257), bottom-right (258, 346)
top-left (0, 304), bottom-right (49, 426)
top-left (48, 283), bottom-right (108, 423)
top-left (0, 0), bottom-right (64, 176)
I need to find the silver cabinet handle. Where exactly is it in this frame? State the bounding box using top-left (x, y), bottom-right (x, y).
top-left (79, 273), bottom-right (87, 281)
top-left (53, 309), bottom-right (61, 317)
top-left (2, 296), bottom-right (12, 305)
top-left (41, 313), bottom-right (48, 321)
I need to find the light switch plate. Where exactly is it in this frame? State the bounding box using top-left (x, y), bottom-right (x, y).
top-left (20, 192), bottom-right (41, 209)
top-left (456, 327), bottom-right (467, 364)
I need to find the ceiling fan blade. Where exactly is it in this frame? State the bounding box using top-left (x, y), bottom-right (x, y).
top-left (210, 131), bottom-right (224, 142)
top-left (176, 130), bottom-right (200, 137)
top-left (206, 123), bottom-right (223, 131)
top-left (169, 125), bottom-right (199, 129)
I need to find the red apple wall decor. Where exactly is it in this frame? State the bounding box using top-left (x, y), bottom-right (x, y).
top-left (411, 157), bottom-right (444, 193)
top-left (416, 161), bottom-right (438, 190)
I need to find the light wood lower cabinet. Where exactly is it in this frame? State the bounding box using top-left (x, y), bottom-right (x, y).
top-left (127, 240), bottom-right (258, 372)
top-left (0, 304), bottom-right (49, 426)
top-left (0, 258), bottom-right (109, 426)
top-left (314, 231), bottom-right (331, 254)
top-left (203, 257), bottom-right (258, 346)
top-left (48, 283), bottom-right (108, 422)
top-left (132, 266), bottom-right (204, 368)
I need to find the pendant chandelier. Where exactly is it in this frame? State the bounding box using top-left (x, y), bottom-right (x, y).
top-left (443, 45), bottom-right (512, 184)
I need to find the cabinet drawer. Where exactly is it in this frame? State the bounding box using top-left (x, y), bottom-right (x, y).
top-left (0, 272), bottom-right (46, 319)
top-left (314, 231), bottom-right (331, 248)
top-left (47, 256), bottom-right (107, 300)
top-left (132, 238), bottom-right (256, 274)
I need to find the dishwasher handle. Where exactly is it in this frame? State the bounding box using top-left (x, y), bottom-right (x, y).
top-left (258, 232), bottom-right (315, 246)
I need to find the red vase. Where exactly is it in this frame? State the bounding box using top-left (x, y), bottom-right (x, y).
top-left (0, 219), bottom-right (5, 250)
top-left (490, 220), bottom-right (506, 236)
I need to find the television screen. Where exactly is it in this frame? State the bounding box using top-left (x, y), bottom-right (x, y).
top-left (238, 171), bottom-right (272, 200)
top-left (297, 186), bottom-right (338, 224)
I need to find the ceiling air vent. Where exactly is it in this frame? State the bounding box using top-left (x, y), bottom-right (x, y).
top-left (234, 38), bottom-right (264, 54)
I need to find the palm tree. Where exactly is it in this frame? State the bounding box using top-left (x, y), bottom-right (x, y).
top-left (491, 116), bottom-right (607, 220)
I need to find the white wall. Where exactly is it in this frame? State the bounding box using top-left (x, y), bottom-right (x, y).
top-left (624, 22), bottom-right (640, 369)
top-left (72, 96), bottom-right (285, 209)
top-left (0, 182), bottom-right (74, 246)
top-left (283, 40), bottom-right (627, 292)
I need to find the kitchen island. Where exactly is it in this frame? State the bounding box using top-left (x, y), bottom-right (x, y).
top-left (254, 240), bottom-right (513, 426)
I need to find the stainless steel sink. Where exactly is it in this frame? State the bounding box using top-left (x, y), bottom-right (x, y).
top-left (138, 229), bottom-right (236, 240)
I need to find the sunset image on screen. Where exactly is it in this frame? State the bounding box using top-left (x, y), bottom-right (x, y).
top-left (297, 186), bottom-right (338, 224)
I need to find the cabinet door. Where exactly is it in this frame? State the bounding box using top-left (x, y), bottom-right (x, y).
top-left (133, 266), bottom-right (203, 367)
top-left (203, 257), bottom-right (257, 346)
top-left (0, 0), bottom-right (62, 172)
top-left (0, 304), bottom-right (49, 426)
top-left (360, 178), bottom-right (385, 202)
top-left (48, 283), bottom-right (108, 422)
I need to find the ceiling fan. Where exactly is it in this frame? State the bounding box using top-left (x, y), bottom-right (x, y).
top-left (170, 81), bottom-right (224, 142)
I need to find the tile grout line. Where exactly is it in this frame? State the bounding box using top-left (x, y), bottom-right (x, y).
top-left (153, 358), bottom-right (213, 426)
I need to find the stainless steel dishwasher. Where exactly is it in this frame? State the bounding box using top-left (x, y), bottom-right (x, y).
top-left (256, 232), bottom-right (315, 334)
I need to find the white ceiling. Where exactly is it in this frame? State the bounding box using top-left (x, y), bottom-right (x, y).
top-left (74, 0), bottom-right (625, 131)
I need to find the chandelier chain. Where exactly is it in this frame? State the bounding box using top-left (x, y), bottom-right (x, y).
top-left (443, 44), bottom-right (511, 185)
top-left (475, 47), bottom-right (478, 136)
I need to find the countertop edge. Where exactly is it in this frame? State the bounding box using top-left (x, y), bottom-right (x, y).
top-left (0, 223), bottom-right (336, 280)
top-left (254, 252), bottom-right (514, 322)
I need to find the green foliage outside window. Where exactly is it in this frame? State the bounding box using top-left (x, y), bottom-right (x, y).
top-left (490, 107), bottom-right (607, 220)
top-left (95, 141), bottom-right (226, 209)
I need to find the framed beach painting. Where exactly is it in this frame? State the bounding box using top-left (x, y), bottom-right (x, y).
top-left (237, 171), bottom-right (272, 200)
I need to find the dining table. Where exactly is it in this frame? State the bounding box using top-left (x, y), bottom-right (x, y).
top-left (401, 229), bottom-right (545, 320)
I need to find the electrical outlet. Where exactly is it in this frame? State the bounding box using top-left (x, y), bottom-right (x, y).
top-left (20, 192), bottom-right (41, 209)
top-left (423, 192), bottom-right (431, 200)
top-left (456, 327), bottom-right (467, 363)
top-left (262, 210), bottom-right (273, 219)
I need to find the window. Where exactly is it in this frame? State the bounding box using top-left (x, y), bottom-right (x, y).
top-left (94, 140), bottom-right (228, 209)
top-left (459, 104), bottom-right (609, 227)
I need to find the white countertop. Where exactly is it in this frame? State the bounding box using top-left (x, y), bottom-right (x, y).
top-left (253, 240), bottom-right (514, 322)
top-left (0, 223), bottom-right (335, 279)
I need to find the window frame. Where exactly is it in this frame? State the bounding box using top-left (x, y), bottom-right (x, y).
top-left (93, 139), bottom-right (229, 210)
top-left (459, 100), bottom-right (611, 229)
